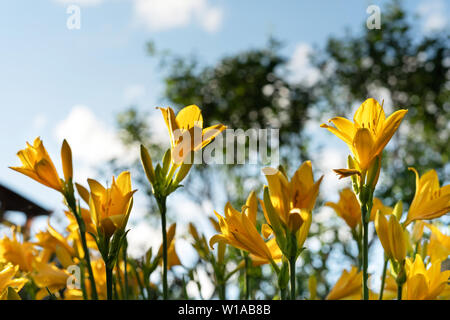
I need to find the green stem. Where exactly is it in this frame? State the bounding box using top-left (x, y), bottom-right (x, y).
top-left (116, 262), bottom-right (124, 299)
top-left (79, 262), bottom-right (88, 300)
top-left (356, 226), bottom-right (363, 271)
top-left (361, 204), bottom-right (369, 300)
top-left (289, 255), bottom-right (296, 300)
top-left (132, 265), bottom-right (146, 300)
top-left (69, 200), bottom-right (98, 300)
top-left (244, 253), bottom-right (250, 300)
top-left (397, 284), bottom-right (402, 300)
top-left (106, 266), bottom-right (113, 300)
top-left (218, 281), bottom-right (226, 300)
top-left (123, 242), bottom-right (129, 300)
top-left (269, 259), bottom-right (284, 300)
top-left (157, 196), bottom-right (169, 300)
top-left (113, 275), bottom-right (119, 300)
top-left (269, 258), bottom-right (280, 274)
top-left (379, 258), bottom-right (388, 300)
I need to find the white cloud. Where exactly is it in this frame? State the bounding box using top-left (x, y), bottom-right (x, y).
top-left (53, 0), bottom-right (104, 6)
top-left (417, 0), bottom-right (448, 33)
top-left (54, 105), bottom-right (135, 182)
top-left (287, 43), bottom-right (321, 87)
top-left (133, 0), bottom-right (223, 33)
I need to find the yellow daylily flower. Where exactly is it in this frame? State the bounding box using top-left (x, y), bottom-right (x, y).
top-left (248, 237), bottom-right (282, 266)
top-left (157, 223), bottom-right (182, 270)
top-left (210, 198), bottom-right (275, 263)
top-left (158, 105), bottom-right (226, 164)
top-left (34, 221), bottom-right (76, 263)
top-left (327, 189), bottom-right (392, 230)
top-left (326, 266), bottom-right (363, 300)
top-left (404, 167), bottom-right (450, 226)
top-left (32, 260), bottom-right (70, 300)
top-left (262, 161), bottom-right (323, 230)
top-left (370, 197), bottom-right (393, 221)
top-left (425, 223), bottom-right (450, 262)
top-left (320, 98), bottom-right (408, 172)
top-left (375, 212), bottom-right (407, 262)
top-left (0, 263), bottom-right (28, 300)
top-left (411, 221), bottom-right (426, 243)
top-left (208, 216), bottom-right (226, 264)
top-left (326, 188), bottom-right (361, 229)
top-left (89, 258), bottom-right (107, 300)
top-left (88, 171), bottom-right (136, 238)
top-left (10, 137), bottom-right (74, 193)
top-left (405, 255), bottom-right (450, 300)
top-left (0, 228), bottom-right (37, 272)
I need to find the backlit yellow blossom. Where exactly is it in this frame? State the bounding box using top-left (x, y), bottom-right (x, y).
top-left (32, 260), bottom-right (70, 300)
top-left (425, 223), bottom-right (450, 262)
top-left (0, 263), bottom-right (28, 300)
top-left (88, 171), bottom-right (136, 238)
top-left (210, 196), bottom-right (276, 264)
top-left (34, 221), bottom-right (75, 265)
top-left (10, 137), bottom-right (73, 193)
top-left (375, 212), bottom-right (407, 262)
top-left (326, 266), bottom-right (362, 300)
top-left (320, 98), bottom-right (407, 172)
top-left (158, 105), bottom-right (226, 164)
top-left (262, 161), bottom-right (322, 241)
top-left (405, 255), bottom-right (450, 300)
top-left (326, 189), bottom-right (392, 230)
top-left (404, 167), bottom-right (450, 226)
top-left (248, 238), bottom-right (282, 266)
top-left (326, 188), bottom-right (361, 229)
top-left (0, 229), bottom-right (37, 272)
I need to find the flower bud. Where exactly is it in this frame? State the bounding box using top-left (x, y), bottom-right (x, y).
top-left (140, 144), bottom-right (156, 186)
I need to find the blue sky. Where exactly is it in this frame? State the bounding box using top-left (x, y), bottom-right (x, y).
top-left (0, 0), bottom-right (447, 297)
top-left (2, 0), bottom-right (439, 211)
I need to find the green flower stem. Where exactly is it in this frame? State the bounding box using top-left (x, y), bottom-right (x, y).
top-left (156, 196), bottom-right (169, 300)
top-left (123, 241), bottom-right (129, 300)
top-left (268, 259), bottom-right (284, 299)
top-left (113, 275), bottom-right (119, 300)
top-left (361, 203), bottom-right (369, 300)
top-left (66, 197), bottom-right (98, 300)
top-left (224, 265), bottom-right (241, 282)
top-left (244, 253), bottom-right (250, 300)
top-left (397, 284), bottom-right (403, 300)
top-left (79, 262), bottom-right (88, 300)
top-left (132, 264), bottom-right (146, 299)
top-left (116, 262), bottom-right (124, 299)
top-left (289, 255), bottom-right (296, 300)
top-left (218, 281), bottom-right (226, 300)
top-left (106, 266), bottom-right (113, 300)
top-left (379, 257), bottom-right (388, 300)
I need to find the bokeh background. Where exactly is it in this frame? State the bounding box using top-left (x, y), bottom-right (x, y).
top-left (0, 0), bottom-right (448, 299)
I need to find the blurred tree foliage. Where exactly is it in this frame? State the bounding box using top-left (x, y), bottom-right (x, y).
top-left (114, 0), bottom-right (449, 299)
